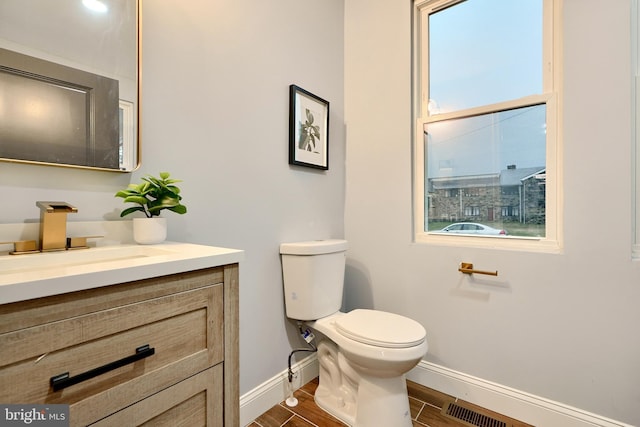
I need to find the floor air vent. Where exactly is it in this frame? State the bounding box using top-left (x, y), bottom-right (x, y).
top-left (442, 401), bottom-right (509, 427)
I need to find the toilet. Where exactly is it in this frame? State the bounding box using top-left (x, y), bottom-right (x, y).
top-left (280, 239), bottom-right (428, 427)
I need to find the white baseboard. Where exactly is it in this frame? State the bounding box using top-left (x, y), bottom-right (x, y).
top-left (239, 354), bottom-right (319, 427)
top-left (406, 361), bottom-right (633, 427)
top-left (240, 357), bottom-right (632, 427)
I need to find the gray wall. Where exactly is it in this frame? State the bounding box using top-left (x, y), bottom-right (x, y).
top-left (344, 0), bottom-right (640, 425)
top-left (0, 0), bottom-right (345, 397)
top-left (4, 0), bottom-right (640, 424)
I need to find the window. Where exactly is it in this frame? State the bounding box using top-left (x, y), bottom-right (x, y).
top-left (501, 206), bottom-right (519, 218)
top-left (413, 0), bottom-right (560, 248)
top-left (464, 206), bottom-right (479, 216)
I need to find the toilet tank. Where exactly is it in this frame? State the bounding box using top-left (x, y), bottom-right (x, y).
top-left (280, 239), bottom-right (348, 321)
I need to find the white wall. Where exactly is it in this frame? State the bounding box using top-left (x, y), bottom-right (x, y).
top-left (5, 1), bottom-right (640, 424)
top-left (344, 0), bottom-right (640, 425)
top-left (0, 0), bottom-right (345, 397)
top-left (142, 0), bottom-right (345, 395)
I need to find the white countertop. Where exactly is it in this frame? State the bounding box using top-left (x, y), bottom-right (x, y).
top-left (0, 242), bottom-right (244, 305)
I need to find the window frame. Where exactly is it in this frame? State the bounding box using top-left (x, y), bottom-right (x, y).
top-left (633, 0), bottom-right (640, 259)
top-left (412, 0), bottom-right (562, 252)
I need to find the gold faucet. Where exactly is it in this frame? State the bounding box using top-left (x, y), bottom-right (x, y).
top-left (36, 202), bottom-right (78, 252)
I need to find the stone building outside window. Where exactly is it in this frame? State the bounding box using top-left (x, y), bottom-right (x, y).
top-left (427, 165), bottom-right (545, 226)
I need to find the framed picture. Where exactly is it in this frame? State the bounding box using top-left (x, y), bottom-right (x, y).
top-left (289, 84), bottom-right (329, 170)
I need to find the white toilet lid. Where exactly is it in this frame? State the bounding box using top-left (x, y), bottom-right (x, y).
top-left (334, 309), bottom-right (426, 348)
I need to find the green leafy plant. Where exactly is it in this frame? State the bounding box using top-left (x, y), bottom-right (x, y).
top-left (115, 172), bottom-right (187, 218)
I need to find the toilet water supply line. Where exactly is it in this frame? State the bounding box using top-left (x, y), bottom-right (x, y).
top-left (285, 322), bottom-right (317, 407)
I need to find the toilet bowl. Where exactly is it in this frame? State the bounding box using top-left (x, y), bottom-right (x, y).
top-left (309, 310), bottom-right (427, 426)
top-left (313, 310), bottom-right (427, 376)
top-left (280, 240), bottom-right (428, 426)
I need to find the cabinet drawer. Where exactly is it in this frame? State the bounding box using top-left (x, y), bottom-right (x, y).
top-left (0, 267), bottom-right (225, 334)
top-left (0, 284), bottom-right (223, 426)
top-left (92, 364), bottom-right (223, 427)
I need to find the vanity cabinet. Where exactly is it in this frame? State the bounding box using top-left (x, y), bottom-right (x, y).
top-left (0, 264), bottom-right (239, 426)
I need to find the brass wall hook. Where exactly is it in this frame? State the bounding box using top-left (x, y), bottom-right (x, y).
top-left (458, 262), bottom-right (498, 276)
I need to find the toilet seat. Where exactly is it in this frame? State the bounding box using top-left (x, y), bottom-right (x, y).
top-left (334, 309), bottom-right (426, 348)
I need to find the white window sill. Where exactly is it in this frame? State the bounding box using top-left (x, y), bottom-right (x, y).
top-left (414, 232), bottom-right (562, 254)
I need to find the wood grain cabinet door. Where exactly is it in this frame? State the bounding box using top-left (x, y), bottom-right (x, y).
top-left (92, 365), bottom-right (224, 427)
top-left (0, 284), bottom-right (223, 426)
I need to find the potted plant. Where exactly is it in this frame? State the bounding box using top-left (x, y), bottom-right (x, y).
top-left (115, 172), bottom-right (187, 244)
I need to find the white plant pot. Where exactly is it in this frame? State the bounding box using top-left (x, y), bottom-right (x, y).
top-left (133, 217), bottom-right (167, 245)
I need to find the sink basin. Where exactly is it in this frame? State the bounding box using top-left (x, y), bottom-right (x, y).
top-left (0, 242), bottom-right (244, 305)
top-left (0, 245), bottom-right (172, 274)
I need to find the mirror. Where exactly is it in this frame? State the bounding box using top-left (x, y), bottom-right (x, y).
top-left (0, 0), bottom-right (139, 172)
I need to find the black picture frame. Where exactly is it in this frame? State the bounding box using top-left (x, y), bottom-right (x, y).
top-left (289, 84), bottom-right (329, 170)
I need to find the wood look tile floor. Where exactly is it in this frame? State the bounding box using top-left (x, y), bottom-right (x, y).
top-left (248, 377), bottom-right (534, 427)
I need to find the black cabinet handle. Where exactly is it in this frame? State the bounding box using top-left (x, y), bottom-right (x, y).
top-left (50, 345), bottom-right (155, 391)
